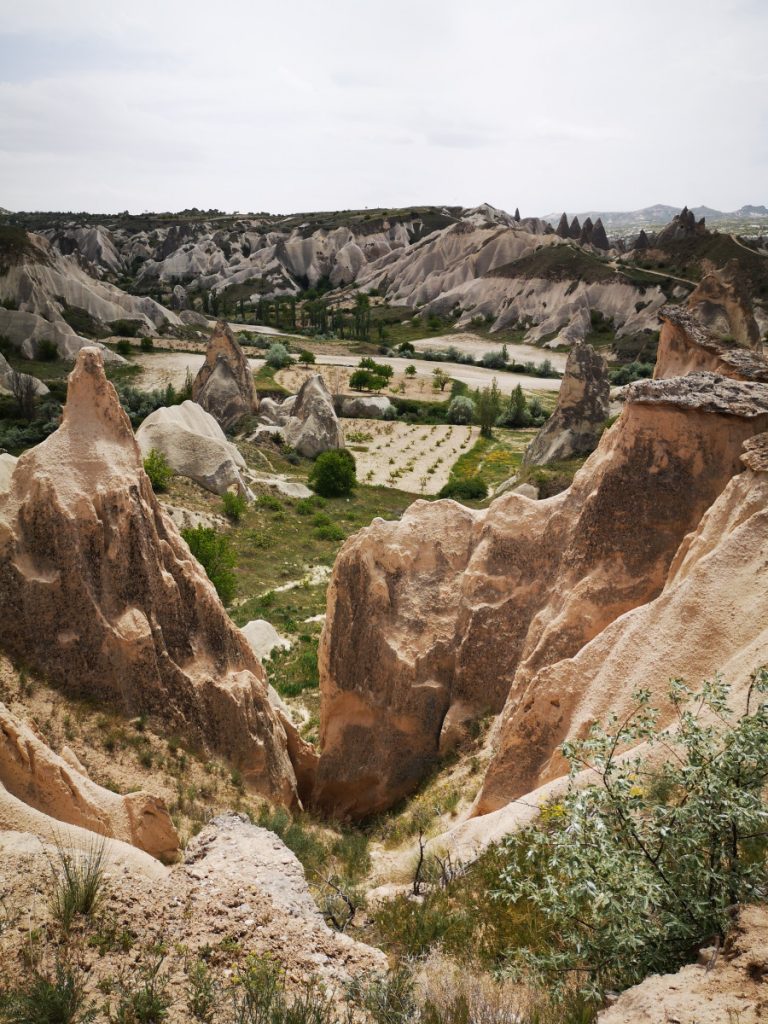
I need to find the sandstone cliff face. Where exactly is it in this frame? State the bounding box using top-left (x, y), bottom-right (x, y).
top-left (476, 430), bottom-right (768, 814)
top-left (687, 259), bottom-right (762, 348)
top-left (0, 348), bottom-right (302, 806)
top-left (0, 702), bottom-right (179, 862)
top-left (192, 320), bottom-right (258, 429)
top-left (655, 307), bottom-right (768, 382)
top-left (314, 374), bottom-right (768, 817)
top-left (522, 343), bottom-right (609, 465)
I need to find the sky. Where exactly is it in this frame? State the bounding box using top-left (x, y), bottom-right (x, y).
top-left (0, 0), bottom-right (766, 216)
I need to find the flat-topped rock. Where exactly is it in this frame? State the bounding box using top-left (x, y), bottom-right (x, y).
top-left (629, 368), bottom-right (768, 416)
top-left (656, 306), bottom-right (768, 383)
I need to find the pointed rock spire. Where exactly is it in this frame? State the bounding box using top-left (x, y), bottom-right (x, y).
top-left (556, 213), bottom-right (570, 238)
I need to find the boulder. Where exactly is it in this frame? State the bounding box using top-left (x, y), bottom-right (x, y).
top-left (655, 306), bottom-right (768, 382)
top-left (477, 429), bottom-right (768, 815)
top-left (522, 343), bottom-right (609, 466)
top-left (0, 702), bottom-right (179, 862)
top-left (192, 320), bottom-right (258, 429)
top-left (242, 620), bottom-right (292, 661)
top-left (136, 400), bottom-right (253, 497)
top-left (313, 372), bottom-right (768, 818)
top-left (0, 348), bottom-right (304, 806)
top-left (179, 308), bottom-right (209, 327)
top-left (284, 374), bottom-right (345, 458)
top-left (337, 394), bottom-right (393, 419)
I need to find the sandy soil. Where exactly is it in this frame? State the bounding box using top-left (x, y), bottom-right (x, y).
top-left (412, 332), bottom-right (569, 370)
top-left (342, 419), bottom-right (478, 494)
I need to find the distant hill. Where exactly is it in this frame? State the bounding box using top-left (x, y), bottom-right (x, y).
top-left (541, 204), bottom-right (768, 230)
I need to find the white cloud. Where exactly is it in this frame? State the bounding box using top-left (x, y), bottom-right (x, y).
top-left (0, 0), bottom-right (765, 213)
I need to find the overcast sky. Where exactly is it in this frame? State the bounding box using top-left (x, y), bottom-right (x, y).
top-left (0, 0), bottom-right (765, 215)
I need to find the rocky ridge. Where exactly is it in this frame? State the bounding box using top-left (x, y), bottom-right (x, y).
top-left (0, 347), bottom-right (308, 806)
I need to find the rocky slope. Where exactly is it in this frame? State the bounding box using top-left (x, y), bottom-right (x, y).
top-left (313, 367), bottom-right (768, 817)
top-left (0, 347), bottom-right (310, 806)
top-left (0, 230), bottom-right (179, 360)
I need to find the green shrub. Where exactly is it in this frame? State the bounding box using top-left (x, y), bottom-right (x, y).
top-left (48, 838), bottom-right (107, 932)
top-left (143, 449), bottom-right (173, 492)
top-left (115, 338), bottom-right (132, 356)
top-left (110, 319), bottom-right (141, 337)
top-left (36, 339), bottom-right (59, 362)
top-left (314, 521), bottom-right (345, 542)
top-left (140, 336), bottom-right (155, 352)
top-left (0, 961), bottom-right (94, 1024)
top-left (112, 957), bottom-right (170, 1024)
top-left (308, 449), bottom-right (356, 498)
top-left (222, 490), bottom-right (248, 522)
top-left (495, 669), bottom-right (768, 1001)
top-left (349, 368), bottom-right (387, 392)
top-left (296, 496), bottom-right (327, 515)
top-left (438, 477), bottom-right (487, 501)
top-left (181, 525), bottom-right (237, 604)
top-left (446, 396), bottom-right (475, 425)
top-left (265, 342), bottom-right (292, 369)
top-left (298, 349), bottom-right (316, 366)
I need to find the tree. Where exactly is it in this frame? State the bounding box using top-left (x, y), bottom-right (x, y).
top-left (309, 449), bottom-right (357, 497)
top-left (181, 525), bottom-right (237, 604)
top-left (9, 370), bottom-right (37, 421)
top-left (349, 369), bottom-right (387, 392)
top-left (432, 368), bottom-right (451, 392)
top-left (495, 670), bottom-right (768, 1002)
top-left (476, 378), bottom-right (501, 437)
top-left (265, 342), bottom-right (292, 369)
top-left (404, 364), bottom-right (417, 378)
top-left (496, 385), bottom-right (531, 428)
top-left (352, 293), bottom-right (371, 341)
top-left (446, 395), bottom-right (475, 424)
top-left (359, 357), bottom-right (393, 381)
top-left (298, 350), bottom-right (316, 368)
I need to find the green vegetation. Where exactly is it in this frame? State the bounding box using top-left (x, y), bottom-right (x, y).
top-left (516, 458), bottom-right (585, 498)
top-left (48, 839), bottom-right (107, 932)
top-left (0, 961), bottom-right (95, 1024)
top-left (496, 670), bottom-right (768, 1001)
top-left (438, 477), bottom-right (487, 500)
top-left (181, 525), bottom-right (238, 604)
top-left (142, 449), bottom-right (173, 492)
top-left (446, 395), bottom-right (475, 424)
top-left (222, 490), bottom-right (248, 522)
top-left (308, 449), bottom-right (357, 498)
top-left (608, 360), bottom-right (654, 385)
top-left (265, 342), bottom-right (293, 369)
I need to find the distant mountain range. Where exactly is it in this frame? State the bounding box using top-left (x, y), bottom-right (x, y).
top-left (541, 204), bottom-right (768, 230)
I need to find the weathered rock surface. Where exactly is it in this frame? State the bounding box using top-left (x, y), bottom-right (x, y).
top-left (0, 231), bottom-right (177, 359)
top-left (522, 343), bottom-right (609, 465)
top-left (0, 348), bottom-right (303, 806)
top-left (687, 259), bottom-right (762, 348)
top-left (656, 307), bottom-right (768, 382)
top-left (477, 429), bottom-right (768, 813)
top-left (0, 813), bottom-right (385, 1009)
top-left (0, 702), bottom-right (179, 862)
top-left (284, 374), bottom-right (345, 458)
top-left (656, 205), bottom-right (707, 244)
top-left (0, 454), bottom-right (17, 493)
top-left (192, 320), bottom-right (258, 429)
top-left (598, 905), bottom-right (768, 1023)
top-left (314, 374), bottom-right (768, 817)
top-left (136, 400), bottom-right (252, 496)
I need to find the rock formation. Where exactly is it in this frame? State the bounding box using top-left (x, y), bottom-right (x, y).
top-left (569, 216), bottom-right (582, 240)
top-left (0, 348), bottom-right (307, 806)
top-left (522, 343), bottom-right (609, 466)
top-left (656, 206), bottom-right (707, 244)
top-left (477, 428), bottom-right (768, 813)
top-left (136, 400), bottom-right (253, 497)
top-left (284, 374), bottom-right (345, 458)
top-left (313, 373), bottom-right (768, 818)
top-left (579, 217), bottom-right (595, 245)
top-left (192, 320), bottom-right (258, 429)
top-left (687, 259), bottom-right (762, 348)
top-left (555, 213), bottom-right (570, 239)
top-left (0, 702), bottom-right (179, 862)
top-left (634, 228), bottom-right (649, 250)
top-left (590, 217), bottom-right (610, 250)
top-left (655, 306), bottom-right (768, 382)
